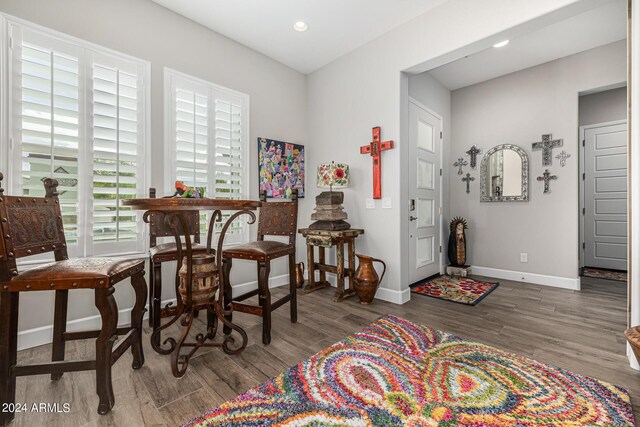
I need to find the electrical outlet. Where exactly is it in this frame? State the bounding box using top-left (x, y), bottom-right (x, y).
top-left (520, 253), bottom-right (528, 263)
top-left (366, 198), bottom-right (375, 209)
top-left (382, 198), bottom-right (392, 209)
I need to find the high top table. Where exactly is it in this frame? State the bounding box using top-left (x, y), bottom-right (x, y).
top-left (123, 197), bottom-right (260, 377)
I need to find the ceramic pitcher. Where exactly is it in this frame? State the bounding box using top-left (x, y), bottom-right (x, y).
top-left (353, 254), bottom-right (386, 305)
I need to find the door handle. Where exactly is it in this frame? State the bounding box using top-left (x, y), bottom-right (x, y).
top-left (409, 216), bottom-right (418, 221)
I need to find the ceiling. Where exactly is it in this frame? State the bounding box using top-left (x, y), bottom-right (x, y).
top-left (428, 0), bottom-right (627, 91)
top-left (150, 0), bottom-right (448, 74)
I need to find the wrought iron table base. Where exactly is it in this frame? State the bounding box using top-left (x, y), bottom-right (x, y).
top-left (144, 209), bottom-right (256, 378)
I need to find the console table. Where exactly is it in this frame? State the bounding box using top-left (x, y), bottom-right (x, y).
top-left (298, 228), bottom-right (364, 302)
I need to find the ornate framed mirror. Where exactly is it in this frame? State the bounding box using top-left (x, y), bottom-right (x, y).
top-left (480, 144), bottom-right (529, 202)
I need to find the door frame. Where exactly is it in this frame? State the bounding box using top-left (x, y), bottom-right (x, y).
top-left (579, 119), bottom-right (628, 272)
top-left (407, 97), bottom-right (445, 282)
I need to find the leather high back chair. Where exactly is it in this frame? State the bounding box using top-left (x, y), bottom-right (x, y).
top-left (222, 189), bottom-right (299, 345)
top-left (0, 173), bottom-right (147, 423)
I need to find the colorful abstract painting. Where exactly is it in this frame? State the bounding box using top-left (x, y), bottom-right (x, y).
top-left (258, 138), bottom-right (305, 199)
top-left (183, 315), bottom-right (634, 427)
top-left (411, 275), bottom-right (499, 305)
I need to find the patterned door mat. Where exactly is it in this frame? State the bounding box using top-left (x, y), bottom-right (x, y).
top-left (583, 267), bottom-right (627, 283)
top-left (410, 274), bottom-right (499, 305)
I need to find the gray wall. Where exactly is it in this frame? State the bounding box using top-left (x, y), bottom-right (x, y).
top-left (449, 41), bottom-right (626, 280)
top-left (0, 0), bottom-right (307, 340)
top-left (305, 0), bottom-right (585, 302)
top-left (408, 72), bottom-right (452, 265)
top-left (579, 86), bottom-right (627, 126)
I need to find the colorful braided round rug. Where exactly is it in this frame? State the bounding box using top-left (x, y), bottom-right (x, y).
top-left (183, 315), bottom-right (634, 427)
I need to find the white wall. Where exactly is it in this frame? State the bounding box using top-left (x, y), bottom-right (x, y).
top-left (0, 0), bottom-right (307, 345)
top-left (305, 0), bottom-right (593, 302)
top-left (448, 41), bottom-right (626, 283)
top-left (408, 72), bottom-right (451, 269)
top-left (579, 86), bottom-right (627, 126)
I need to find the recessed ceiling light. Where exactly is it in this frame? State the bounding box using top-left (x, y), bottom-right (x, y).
top-left (293, 21), bottom-right (309, 32)
top-left (493, 40), bottom-right (510, 48)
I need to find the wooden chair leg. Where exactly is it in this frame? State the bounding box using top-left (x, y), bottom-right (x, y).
top-left (148, 258), bottom-right (155, 328)
top-left (222, 257), bottom-right (233, 335)
top-left (258, 260), bottom-right (272, 345)
top-left (51, 289), bottom-right (69, 380)
top-left (95, 287), bottom-right (118, 415)
top-left (130, 272), bottom-right (147, 370)
top-left (0, 292), bottom-right (19, 426)
top-left (150, 262), bottom-right (162, 350)
top-left (288, 253), bottom-right (297, 324)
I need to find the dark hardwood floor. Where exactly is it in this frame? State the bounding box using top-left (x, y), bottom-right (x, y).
top-left (8, 275), bottom-right (639, 426)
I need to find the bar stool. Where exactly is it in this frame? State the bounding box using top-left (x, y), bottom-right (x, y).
top-left (0, 173), bottom-right (147, 424)
top-left (222, 189), bottom-right (298, 345)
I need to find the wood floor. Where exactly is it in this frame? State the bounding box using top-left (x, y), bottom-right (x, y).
top-left (8, 275), bottom-right (639, 426)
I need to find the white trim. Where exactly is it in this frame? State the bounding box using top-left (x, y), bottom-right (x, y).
top-left (471, 265), bottom-right (581, 291)
top-left (629, 0), bottom-right (640, 371)
top-left (375, 286), bottom-right (411, 305)
top-left (16, 274), bottom-right (291, 351)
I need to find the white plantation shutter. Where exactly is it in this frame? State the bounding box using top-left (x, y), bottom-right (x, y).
top-left (166, 69), bottom-right (249, 245)
top-left (90, 55), bottom-right (146, 254)
top-left (11, 28), bottom-right (83, 254)
top-left (6, 20), bottom-right (149, 258)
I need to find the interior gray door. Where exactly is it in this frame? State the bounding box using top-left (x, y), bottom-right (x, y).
top-left (584, 122), bottom-right (627, 271)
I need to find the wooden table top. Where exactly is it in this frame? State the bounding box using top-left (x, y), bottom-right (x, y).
top-left (123, 198), bottom-right (261, 211)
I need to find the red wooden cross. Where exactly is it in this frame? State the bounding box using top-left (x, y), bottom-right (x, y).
top-left (360, 126), bottom-right (394, 199)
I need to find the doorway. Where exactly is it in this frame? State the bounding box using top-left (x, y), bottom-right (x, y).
top-left (579, 87), bottom-right (628, 281)
top-left (408, 98), bottom-right (443, 284)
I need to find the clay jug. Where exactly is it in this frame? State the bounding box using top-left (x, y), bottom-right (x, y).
top-left (353, 254), bottom-right (386, 305)
top-left (295, 262), bottom-right (305, 288)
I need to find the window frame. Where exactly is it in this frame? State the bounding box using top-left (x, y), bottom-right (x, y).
top-left (163, 67), bottom-right (250, 246)
top-left (0, 13), bottom-right (152, 261)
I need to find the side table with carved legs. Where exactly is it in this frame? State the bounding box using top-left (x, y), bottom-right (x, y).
top-left (298, 228), bottom-right (364, 302)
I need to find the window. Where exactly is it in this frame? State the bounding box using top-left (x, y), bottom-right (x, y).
top-left (2, 16), bottom-right (150, 258)
top-left (165, 68), bottom-right (249, 245)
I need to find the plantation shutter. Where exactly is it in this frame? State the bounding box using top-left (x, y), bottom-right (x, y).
top-left (89, 53), bottom-right (146, 254)
top-left (167, 70), bottom-right (248, 245)
top-left (174, 87), bottom-right (209, 189)
top-left (7, 21), bottom-right (149, 259)
top-left (11, 27), bottom-right (83, 255)
top-left (212, 94), bottom-right (246, 242)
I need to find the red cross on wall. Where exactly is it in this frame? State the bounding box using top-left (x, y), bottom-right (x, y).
top-left (360, 126), bottom-right (394, 199)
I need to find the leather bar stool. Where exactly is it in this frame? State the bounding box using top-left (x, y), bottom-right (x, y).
top-left (222, 189), bottom-right (298, 345)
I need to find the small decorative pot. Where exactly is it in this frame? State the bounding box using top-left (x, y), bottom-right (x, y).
top-left (295, 262), bottom-right (305, 288)
top-left (178, 254), bottom-right (218, 304)
top-left (353, 254), bottom-right (386, 305)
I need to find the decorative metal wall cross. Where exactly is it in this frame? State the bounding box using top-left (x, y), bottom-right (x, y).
top-left (536, 169), bottom-right (557, 193)
top-left (465, 145), bottom-right (482, 168)
top-left (555, 150), bottom-right (571, 167)
top-left (532, 134), bottom-right (563, 166)
top-left (453, 157), bottom-right (468, 175)
top-left (462, 173), bottom-right (475, 194)
top-left (360, 126), bottom-right (394, 199)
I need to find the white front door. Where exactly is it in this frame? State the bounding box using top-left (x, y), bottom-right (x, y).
top-left (583, 121), bottom-right (628, 271)
top-left (408, 100), bottom-right (442, 284)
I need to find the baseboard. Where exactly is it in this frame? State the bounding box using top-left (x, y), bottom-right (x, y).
top-left (16, 274), bottom-right (290, 351)
top-left (628, 344), bottom-right (640, 371)
top-left (375, 286), bottom-right (411, 305)
top-left (471, 266), bottom-right (580, 290)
